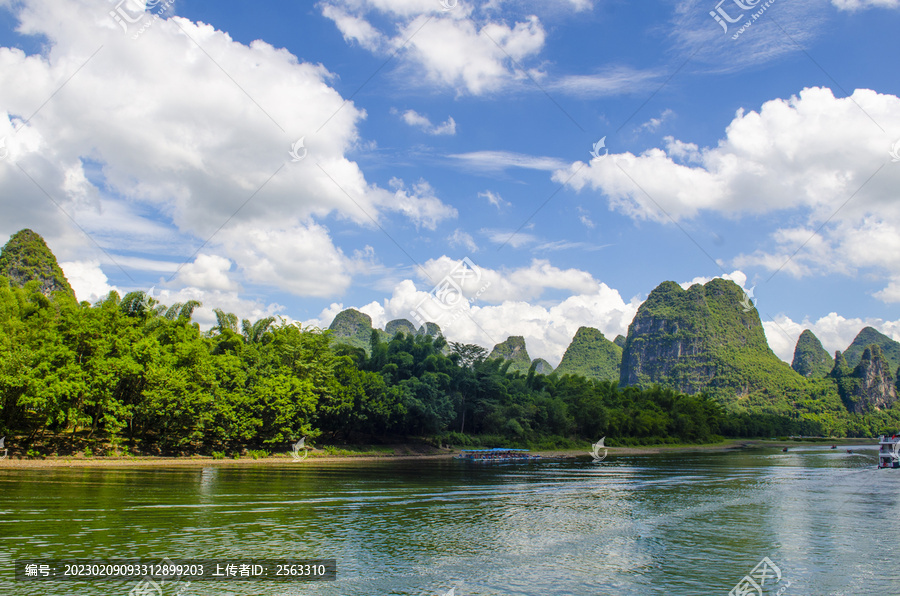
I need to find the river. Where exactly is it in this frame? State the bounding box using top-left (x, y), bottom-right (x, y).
top-left (1, 444), bottom-right (898, 595)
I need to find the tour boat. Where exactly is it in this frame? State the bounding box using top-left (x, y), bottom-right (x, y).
top-left (878, 435), bottom-right (900, 469)
top-left (454, 448), bottom-right (541, 462)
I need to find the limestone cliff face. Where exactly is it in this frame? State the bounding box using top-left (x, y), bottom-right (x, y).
top-left (489, 336), bottom-right (531, 374)
top-left (619, 279), bottom-right (802, 403)
top-left (620, 312), bottom-right (712, 392)
top-left (620, 281), bottom-right (722, 393)
top-left (835, 344), bottom-right (897, 414)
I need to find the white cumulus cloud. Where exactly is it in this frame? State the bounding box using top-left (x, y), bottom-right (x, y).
top-left (554, 87), bottom-right (900, 299)
top-left (310, 260), bottom-right (640, 366)
top-left (175, 254), bottom-right (237, 292)
top-left (0, 0), bottom-right (455, 301)
top-left (60, 260), bottom-right (119, 303)
top-left (321, 0), bottom-right (547, 95)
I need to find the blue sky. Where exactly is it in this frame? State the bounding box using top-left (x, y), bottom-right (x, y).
top-left (1, 0), bottom-right (899, 365)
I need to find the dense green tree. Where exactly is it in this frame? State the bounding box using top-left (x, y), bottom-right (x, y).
top-left (242, 317), bottom-right (275, 344)
top-left (4, 275), bottom-right (900, 453)
top-left (212, 309), bottom-right (239, 334)
top-left (449, 342), bottom-right (487, 369)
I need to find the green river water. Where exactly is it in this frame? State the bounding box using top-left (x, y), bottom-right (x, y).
top-left (1, 444), bottom-right (898, 595)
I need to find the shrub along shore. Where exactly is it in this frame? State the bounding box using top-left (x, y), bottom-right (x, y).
top-left (0, 437), bottom-right (874, 468)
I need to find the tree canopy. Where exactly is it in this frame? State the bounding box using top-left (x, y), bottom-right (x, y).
top-left (1, 279), bottom-right (898, 456)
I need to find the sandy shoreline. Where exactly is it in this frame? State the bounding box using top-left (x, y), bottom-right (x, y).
top-left (0, 438), bottom-right (870, 468)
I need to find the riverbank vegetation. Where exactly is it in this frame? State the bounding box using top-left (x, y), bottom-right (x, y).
top-left (2, 282), bottom-right (898, 456)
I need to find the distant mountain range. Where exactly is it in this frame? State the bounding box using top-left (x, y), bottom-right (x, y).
top-left (327, 308), bottom-right (443, 354)
top-left (326, 278), bottom-right (900, 415)
top-left (4, 229), bottom-right (898, 417)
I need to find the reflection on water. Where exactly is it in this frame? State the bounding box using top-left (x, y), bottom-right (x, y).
top-left (1, 445), bottom-right (900, 595)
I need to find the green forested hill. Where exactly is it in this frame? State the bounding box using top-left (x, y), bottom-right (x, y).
top-left (385, 319), bottom-right (417, 337)
top-left (328, 309), bottom-right (375, 353)
top-left (327, 311), bottom-right (443, 354)
top-left (555, 326), bottom-right (622, 382)
top-left (619, 279), bottom-right (811, 410)
top-left (843, 327), bottom-right (900, 372)
top-left (488, 336), bottom-right (531, 373)
top-left (416, 322), bottom-right (442, 338)
top-left (792, 329), bottom-right (833, 378)
top-left (531, 358), bottom-right (554, 375)
top-left (0, 229), bottom-right (74, 297)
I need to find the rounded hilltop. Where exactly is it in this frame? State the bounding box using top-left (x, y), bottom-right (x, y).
top-left (0, 229), bottom-right (74, 297)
